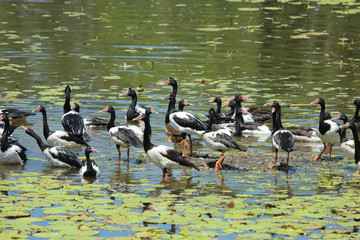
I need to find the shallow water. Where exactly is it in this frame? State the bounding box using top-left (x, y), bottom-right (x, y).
top-left (1, 0), bottom-right (360, 238)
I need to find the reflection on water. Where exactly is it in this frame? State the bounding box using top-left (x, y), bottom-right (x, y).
top-left (0, 0), bottom-right (359, 219)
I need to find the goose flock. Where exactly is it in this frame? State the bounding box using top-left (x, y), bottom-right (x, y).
top-left (1, 77), bottom-right (359, 181)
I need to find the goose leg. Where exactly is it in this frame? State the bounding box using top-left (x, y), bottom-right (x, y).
top-left (215, 152), bottom-right (226, 171)
top-left (314, 144), bottom-right (327, 161)
top-left (181, 140), bottom-right (191, 158)
top-left (116, 145), bottom-right (121, 162)
top-left (267, 149), bottom-right (278, 169)
top-left (356, 170), bottom-right (360, 175)
top-left (127, 147), bottom-right (130, 168)
top-left (179, 133), bottom-right (190, 158)
top-left (188, 135), bottom-right (193, 157)
top-left (127, 146), bottom-right (130, 164)
top-left (162, 168), bottom-right (168, 181)
top-left (328, 145), bottom-right (333, 162)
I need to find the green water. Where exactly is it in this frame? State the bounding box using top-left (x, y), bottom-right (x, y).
top-left (1, 0), bottom-right (360, 238)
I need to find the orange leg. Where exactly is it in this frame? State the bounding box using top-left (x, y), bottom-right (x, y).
top-left (356, 170), bottom-right (360, 175)
top-left (127, 147), bottom-right (130, 162)
top-left (127, 147), bottom-right (130, 169)
top-left (215, 152), bottom-right (226, 171)
top-left (188, 135), bottom-right (193, 157)
top-left (181, 139), bottom-right (190, 158)
top-left (286, 152), bottom-right (290, 173)
top-left (314, 144), bottom-right (326, 161)
top-left (116, 145), bottom-right (121, 162)
top-left (162, 169), bottom-right (168, 181)
top-left (328, 145), bottom-right (333, 162)
top-left (267, 150), bottom-right (278, 169)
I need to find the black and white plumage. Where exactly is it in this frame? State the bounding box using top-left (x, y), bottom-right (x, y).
top-left (231, 94), bottom-right (271, 137)
top-left (162, 77), bottom-right (181, 142)
top-left (223, 100), bottom-right (253, 123)
top-left (80, 146), bottom-right (100, 179)
top-left (333, 113), bottom-right (354, 159)
top-left (264, 106), bottom-right (325, 143)
top-left (265, 101), bottom-right (295, 172)
top-left (61, 85), bottom-right (90, 142)
top-left (72, 103), bottom-right (108, 128)
top-left (203, 108), bottom-right (247, 171)
top-left (286, 125), bottom-right (321, 142)
top-left (342, 119), bottom-right (360, 174)
top-left (169, 104), bottom-right (206, 158)
top-left (244, 107), bottom-right (272, 123)
top-left (100, 105), bottom-right (143, 165)
top-left (0, 108), bottom-right (35, 120)
top-left (311, 97), bottom-right (339, 162)
top-left (0, 122), bottom-right (17, 138)
top-left (121, 88), bottom-right (146, 121)
top-left (286, 111), bottom-right (333, 143)
top-left (136, 107), bottom-right (199, 181)
top-left (33, 105), bottom-right (88, 148)
top-left (163, 77), bottom-right (206, 157)
top-left (21, 126), bottom-right (81, 168)
top-left (0, 113), bottom-right (27, 165)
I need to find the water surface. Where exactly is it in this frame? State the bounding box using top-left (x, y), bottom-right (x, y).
top-left (1, 0), bottom-right (360, 238)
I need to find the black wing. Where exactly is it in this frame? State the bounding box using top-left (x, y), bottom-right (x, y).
top-left (111, 127), bottom-right (143, 148)
top-left (0, 123), bottom-right (17, 136)
top-left (59, 133), bottom-right (89, 146)
top-left (61, 112), bottom-right (86, 136)
top-left (287, 126), bottom-right (315, 137)
top-left (241, 122), bottom-right (264, 131)
top-left (213, 132), bottom-right (247, 151)
top-left (49, 147), bottom-right (82, 168)
top-left (273, 130), bottom-right (295, 152)
top-left (14, 145), bottom-right (27, 162)
top-left (85, 117), bottom-right (108, 127)
top-left (126, 110), bottom-right (140, 121)
top-left (172, 113), bottom-right (206, 131)
top-left (160, 148), bottom-right (199, 170)
top-left (1, 108), bottom-right (35, 119)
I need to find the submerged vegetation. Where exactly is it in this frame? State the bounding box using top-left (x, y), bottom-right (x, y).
top-left (1, 166), bottom-right (360, 239)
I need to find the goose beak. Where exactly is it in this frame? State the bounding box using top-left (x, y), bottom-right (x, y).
top-left (183, 100), bottom-right (191, 106)
top-left (332, 114), bottom-right (341, 120)
top-left (91, 147), bottom-right (99, 153)
top-left (311, 98), bottom-right (320, 105)
top-left (263, 102), bottom-right (271, 107)
top-left (163, 94), bottom-right (171, 100)
top-left (120, 89), bottom-right (130, 97)
top-left (160, 79), bottom-right (170, 85)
